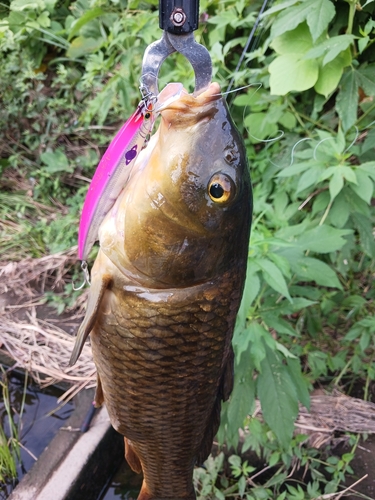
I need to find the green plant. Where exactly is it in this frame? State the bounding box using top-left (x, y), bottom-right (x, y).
top-left (0, 369), bottom-right (27, 486)
top-left (1, 0), bottom-right (375, 497)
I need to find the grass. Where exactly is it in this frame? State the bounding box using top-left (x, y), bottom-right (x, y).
top-left (0, 367), bottom-right (25, 485)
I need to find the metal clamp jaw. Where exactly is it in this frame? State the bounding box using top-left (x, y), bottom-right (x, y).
top-left (141, 0), bottom-right (212, 97)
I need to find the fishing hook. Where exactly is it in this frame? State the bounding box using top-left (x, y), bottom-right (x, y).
top-left (72, 260), bottom-right (91, 291)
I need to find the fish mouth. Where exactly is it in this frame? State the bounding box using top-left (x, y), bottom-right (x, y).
top-left (159, 82), bottom-right (222, 123)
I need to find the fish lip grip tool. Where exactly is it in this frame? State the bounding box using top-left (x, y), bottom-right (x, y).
top-left (141, 0), bottom-right (212, 97)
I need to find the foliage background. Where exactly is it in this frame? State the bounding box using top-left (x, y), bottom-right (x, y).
top-left (1, 0), bottom-right (375, 498)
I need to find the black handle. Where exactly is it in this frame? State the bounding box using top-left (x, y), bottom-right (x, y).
top-left (159, 0), bottom-right (199, 35)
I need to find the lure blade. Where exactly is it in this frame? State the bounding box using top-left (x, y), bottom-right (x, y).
top-left (78, 82), bottom-right (184, 262)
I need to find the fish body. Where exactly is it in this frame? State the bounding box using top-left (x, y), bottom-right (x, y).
top-left (71, 82), bottom-right (252, 499)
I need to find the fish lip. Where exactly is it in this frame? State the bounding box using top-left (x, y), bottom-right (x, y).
top-left (158, 83), bottom-right (222, 121)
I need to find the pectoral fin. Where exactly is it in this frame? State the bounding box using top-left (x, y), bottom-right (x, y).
top-left (69, 270), bottom-right (111, 366)
top-left (124, 437), bottom-right (142, 474)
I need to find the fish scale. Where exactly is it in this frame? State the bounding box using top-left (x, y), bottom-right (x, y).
top-left (70, 83), bottom-right (252, 499)
top-left (88, 277), bottom-right (237, 498)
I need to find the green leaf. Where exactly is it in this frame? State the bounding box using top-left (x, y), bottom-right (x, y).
top-left (10, 0), bottom-right (44, 11)
top-left (306, 0), bottom-right (336, 42)
top-left (249, 323), bottom-right (271, 369)
top-left (68, 7), bottom-right (105, 41)
top-left (262, 315), bottom-right (299, 336)
top-left (314, 48), bottom-right (352, 97)
top-left (270, 0), bottom-right (334, 41)
top-left (271, 22), bottom-right (313, 55)
top-left (303, 35), bottom-right (355, 65)
top-left (278, 111), bottom-right (297, 129)
top-left (297, 165), bottom-right (323, 193)
top-left (359, 162), bottom-right (375, 181)
top-left (262, 0), bottom-right (301, 17)
top-left (350, 170), bottom-right (374, 204)
top-left (329, 170), bottom-right (344, 201)
top-left (269, 55), bottom-right (319, 94)
top-left (278, 161), bottom-right (315, 177)
top-left (40, 149), bottom-right (72, 173)
top-left (357, 64), bottom-right (375, 97)
top-left (290, 257), bottom-right (342, 289)
top-left (257, 345), bottom-right (299, 449)
top-left (66, 36), bottom-right (104, 58)
top-left (329, 193), bottom-right (350, 228)
top-left (227, 354), bottom-right (256, 436)
top-left (257, 258), bottom-right (292, 301)
top-left (351, 212), bottom-right (375, 258)
top-left (244, 112), bottom-right (278, 141)
top-left (236, 270), bottom-right (260, 329)
top-left (336, 69), bottom-right (359, 131)
top-left (296, 225), bottom-right (352, 253)
top-left (286, 358), bottom-right (310, 409)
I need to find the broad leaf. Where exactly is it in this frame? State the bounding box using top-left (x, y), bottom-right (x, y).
top-left (329, 170), bottom-right (344, 201)
top-left (314, 48), bottom-right (352, 97)
top-left (290, 257), bottom-right (342, 289)
top-left (303, 35), bottom-right (355, 65)
top-left (236, 270), bottom-right (260, 329)
top-left (286, 358), bottom-right (310, 409)
top-left (258, 345), bottom-right (299, 449)
top-left (271, 22), bottom-right (313, 55)
top-left (336, 69), bottom-right (359, 130)
top-left (227, 354), bottom-right (256, 438)
top-left (68, 7), bottom-right (104, 40)
top-left (297, 166), bottom-right (323, 193)
top-left (329, 193), bottom-right (350, 228)
top-left (306, 0), bottom-right (336, 42)
top-left (351, 212), bottom-right (375, 258)
top-left (269, 55), bottom-right (319, 94)
top-left (67, 36), bottom-right (104, 58)
top-left (350, 170), bottom-right (374, 204)
top-left (357, 64), bottom-right (375, 97)
top-left (257, 258), bottom-right (292, 301)
top-left (269, 0), bottom-right (335, 41)
top-left (296, 225), bottom-right (352, 253)
top-left (40, 149), bottom-right (72, 173)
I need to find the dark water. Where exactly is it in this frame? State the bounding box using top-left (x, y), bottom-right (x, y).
top-left (99, 460), bottom-right (142, 500)
top-left (0, 371), bottom-right (74, 497)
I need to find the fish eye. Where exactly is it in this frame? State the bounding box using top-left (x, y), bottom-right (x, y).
top-left (208, 173), bottom-right (235, 204)
top-left (144, 112), bottom-right (151, 119)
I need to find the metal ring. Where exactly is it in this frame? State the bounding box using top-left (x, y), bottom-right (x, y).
top-left (141, 31), bottom-right (212, 97)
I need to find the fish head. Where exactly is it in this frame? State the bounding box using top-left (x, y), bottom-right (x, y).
top-left (101, 83), bottom-right (252, 287)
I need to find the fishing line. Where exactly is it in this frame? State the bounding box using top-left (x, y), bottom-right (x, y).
top-left (343, 126), bottom-right (359, 155)
top-left (313, 136), bottom-right (336, 160)
top-left (288, 137), bottom-right (313, 167)
top-left (213, 82), bottom-right (263, 98)
top-left (226, 0), bottom-right (272, 96)
top-left (248, 130), bottom-right (285, 143)
top-left (239, 83), bottom-right (284, 145)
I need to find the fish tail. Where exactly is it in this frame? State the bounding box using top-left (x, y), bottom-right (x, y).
top-left (137, 482), bottom-right (196, 500)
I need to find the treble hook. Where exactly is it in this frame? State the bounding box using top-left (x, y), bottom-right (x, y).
top-left (72, 261), bottom-right (91, 291)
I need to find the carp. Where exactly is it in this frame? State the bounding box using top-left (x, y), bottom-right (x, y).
top-left (70, 82), bottom-right (252, 500)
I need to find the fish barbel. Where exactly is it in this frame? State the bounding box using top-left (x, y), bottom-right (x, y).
top-left (70, 82), bottom-right (252, 499)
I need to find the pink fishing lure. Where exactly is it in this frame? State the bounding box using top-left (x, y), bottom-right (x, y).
top-left (78, 83), bottom-right (183, 261)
